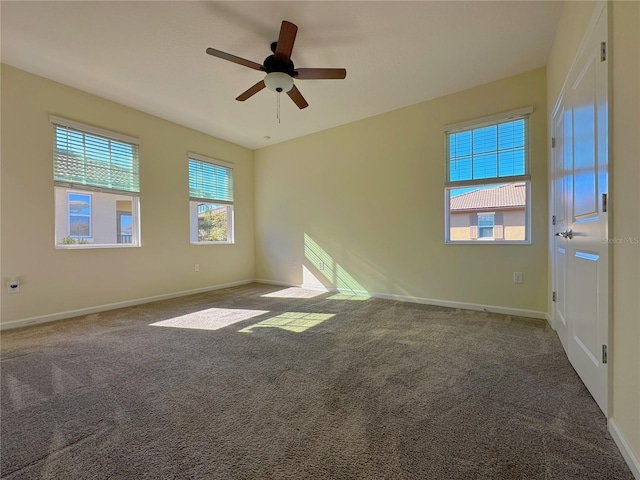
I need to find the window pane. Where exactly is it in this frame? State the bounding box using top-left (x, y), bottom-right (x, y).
top-left (196, 203), bottom-right (229, 242)
top-left (448, 118), bottom-right (527, 182)
top-left (447, 182), bottom-right (528, 242)
top-left (472, 126), bottom-right (497, 154)
top-left (54, 125), bottom-right (139, 193)
top-left (498, 120), bottom-right (525, 149)
top-left (56, 187), bottom-right (139, 247)
top-left (478, 214), bottom-right (494, 227)
top-left (68, 194), bottom-right (91, 214)
top-left (449, 156), bottom-right (473, 182)
top-left (498, 148), bottom-right (526, 177)
top-left (69, 216), bottom-right (90, 236)
top-left (478, 226), bottom-right (494, 238)
top-left (472, 153), bottom-right (498, 179)
top-left (188, 159), bottom-right (233, 203)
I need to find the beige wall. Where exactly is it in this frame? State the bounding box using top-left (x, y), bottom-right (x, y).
top-left (547, 0), bottom-right (640, 468)
top-left (255, 68), bottom-right (548, 313)
top-left (611, 0), bottom-right (640, 467)
top-left (1, 65), bottom-right (255, 325)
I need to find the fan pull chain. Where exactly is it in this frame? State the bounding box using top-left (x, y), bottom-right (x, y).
top-left (277, 92), bottom-right (281, 124)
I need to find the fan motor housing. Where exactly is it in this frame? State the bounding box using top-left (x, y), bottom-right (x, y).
top-left (263, 54), bottom-right (295, 76)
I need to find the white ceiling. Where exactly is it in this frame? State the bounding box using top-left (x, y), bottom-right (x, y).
top-left (1, 1), bottom-right (563, 150)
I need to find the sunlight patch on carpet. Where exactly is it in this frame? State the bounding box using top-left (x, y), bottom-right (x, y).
top-left (150, 308), bottom-right (269, 331)
top-left (239, 312), bottom-right (335, 334)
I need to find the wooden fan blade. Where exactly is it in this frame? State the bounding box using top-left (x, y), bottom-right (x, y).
top-left (287, 85), bottom-right (309, 109)
top-left (295, 68), bottom-right (347, 80)
top-left (236, 80), bottom-right (266, 101)
top-left (206, 48), bottom-right (263, 71)
top-left (274, 21), bottom-right (298, 63)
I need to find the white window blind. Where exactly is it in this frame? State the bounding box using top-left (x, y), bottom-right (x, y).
top-left (188, 155), bottom-right (234, 205)
top-left (52, 118), bottom-right (140, 195)
top-left (447, 116), bottom-right (529, 186)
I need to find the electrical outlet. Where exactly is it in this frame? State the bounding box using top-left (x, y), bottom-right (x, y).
top-left (194, 264), bottom-right (200, 272)
top-left (513, 272), bottom-right (523, 284)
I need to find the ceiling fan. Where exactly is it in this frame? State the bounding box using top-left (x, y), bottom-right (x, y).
top-left (206, 20), bottom-right (347, 109)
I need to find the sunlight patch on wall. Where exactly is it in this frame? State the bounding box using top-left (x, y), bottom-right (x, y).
top-left (261, 287), bottom-right (326, 299)
top-left (304, 234), bottom-right (367, 294)
top-left (302, 265), bottom-right (326, 290)
top-left (239, 312), bottom-right (335, 334)
top-left (150, 308), bottom-right (269, 331)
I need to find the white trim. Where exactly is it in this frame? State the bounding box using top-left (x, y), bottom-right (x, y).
top-left (371, 292), bottom-right (547, 319)
top-left (545, 312), bottom-right (553, 329)
top-left (0, 278), bottom-right (550, 330)
top-left (551, 0), bottom-right (607, 118)
top-left (55, 182), bottom-right (141, 198)
top-left (443, 106), bottom-right (533, 133)
top-left (445, 174), bottom-right (531, 189)
top-left (188, 152), bottom-right (233, 169)
top-left (49, 115), bottom-right (139, 145)
top-left (0, 279), bottom-right (254, 331)
top-left (255, 279), bottom-right (547, 319)
top-left (609, 419), bottom-right (640, 479)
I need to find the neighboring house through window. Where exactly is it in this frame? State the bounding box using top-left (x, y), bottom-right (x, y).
top-left (52, 116), bottom-right (141, 247)
top-left (188, 154), bottom-right (234, 244)
top-left (444, 108), bottom-right (531, 244)
top-left (68, 192), bottom-right (92, 238)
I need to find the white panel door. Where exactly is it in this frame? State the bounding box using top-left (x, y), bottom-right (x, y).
top-left (553, 6), bottom-right (608, 415)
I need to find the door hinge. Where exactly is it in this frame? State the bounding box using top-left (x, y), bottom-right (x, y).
top-left (551, 137), bottom-right (556, 148)
top-left (552, 215), bottom-right (556, 226)
top-left (601, 42), bottom-right (607, 62)
top-left (602, 345), bottom-right (608, 364)
top-left (552, 291), bottom-right (557, 302)
top-left (602, 193), bottom-right (608, 212)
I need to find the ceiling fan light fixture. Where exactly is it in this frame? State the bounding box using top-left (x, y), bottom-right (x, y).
top-left (264, 72), bottom-right (293, 93)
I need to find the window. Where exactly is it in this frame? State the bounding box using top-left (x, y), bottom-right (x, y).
top-left (477, 213), bottom-right (495, 239)
top-left (444, 108), bottom-right (531, 244)
top-left (52, 116), bottom-right (140, 248)
top-left (117, 212), bottom-right (133, 244)
top-left (68, 193), bottom-right (92, 238)
top-left (188, 154), bottom-right (234, 244)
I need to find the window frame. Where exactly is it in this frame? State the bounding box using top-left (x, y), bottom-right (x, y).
top-left (188, 153), bottom-right (235, 245)
top-left (444, 107), bottom-right (532, 245)
top-left (52, 116), bottom-right (141, 249)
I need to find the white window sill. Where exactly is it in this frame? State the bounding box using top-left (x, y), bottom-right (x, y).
top-left (55, 243), bottom-right (141, 250)
top-left (445, 240), bottom-right (531, 245)
top-left (190, 241), bottom-right (235, 246)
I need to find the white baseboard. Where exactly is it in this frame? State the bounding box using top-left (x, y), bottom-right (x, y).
top-left (371, 291), bottom-right (547, 319)
top-left (0, 279), bottom-right (255, 331)
top-left (609, 419), bottom-right (640, 479)
top-left (254, 278), bottom-right (304, 288)
top-left (255, 279), bottom-right (547, 319)
top-left (545, 312), bottom-right (553, 328)
top-left (3, 278), bottom-right (548, 331)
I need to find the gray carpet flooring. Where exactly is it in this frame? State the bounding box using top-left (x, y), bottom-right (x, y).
top-left (0, 283), bottom-right (634, 479)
